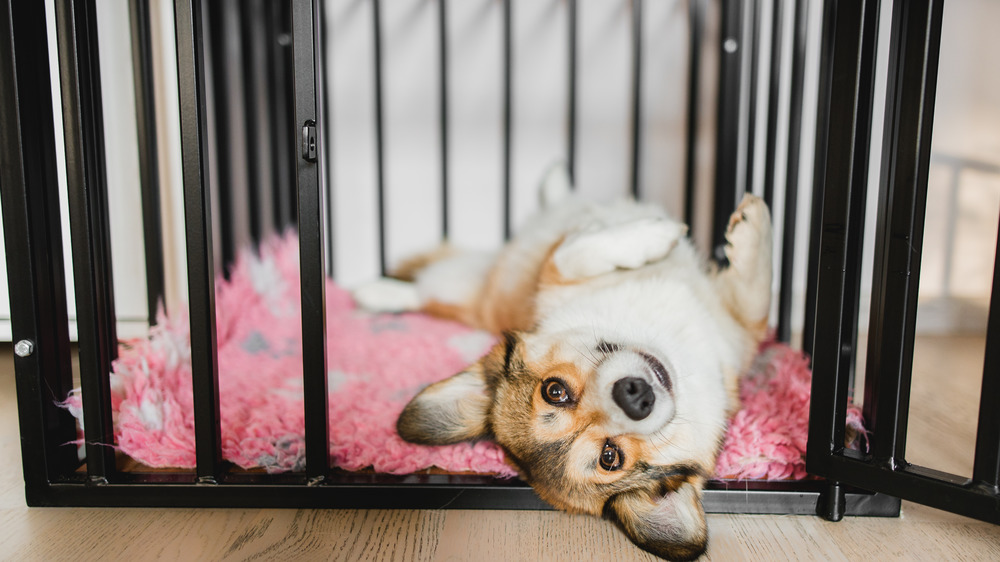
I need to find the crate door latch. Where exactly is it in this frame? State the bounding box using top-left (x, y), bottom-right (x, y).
top-left (301, 120), bottom-right (318, 162)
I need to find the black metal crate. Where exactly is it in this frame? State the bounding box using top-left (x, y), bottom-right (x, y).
top-left (2, 0), bottom-right (996, 526)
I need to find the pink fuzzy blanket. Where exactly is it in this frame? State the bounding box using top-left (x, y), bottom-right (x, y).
top-left (63, 235), bottom-right (864, 480)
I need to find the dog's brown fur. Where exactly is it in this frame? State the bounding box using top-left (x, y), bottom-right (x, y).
top-left (381, 185), bottom-right (772, 561)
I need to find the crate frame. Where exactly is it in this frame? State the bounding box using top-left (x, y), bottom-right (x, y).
top-left (6, 0), bottom-right (992, 523)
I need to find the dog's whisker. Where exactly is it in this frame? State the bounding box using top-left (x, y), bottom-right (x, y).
top-left (567, 341), bottom-right (600, 369)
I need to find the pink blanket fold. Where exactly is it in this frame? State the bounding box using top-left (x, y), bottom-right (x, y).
top-left (63, 234), bottom-right (865, 481)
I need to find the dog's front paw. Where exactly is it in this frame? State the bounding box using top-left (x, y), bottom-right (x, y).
top-left (352, 278), bottom-right (421, 313)
top-left (553, 218), bottom-right (686, 280)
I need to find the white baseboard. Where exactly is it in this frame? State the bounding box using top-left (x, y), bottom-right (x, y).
top-left (0, 318), bottom-right (150, 343)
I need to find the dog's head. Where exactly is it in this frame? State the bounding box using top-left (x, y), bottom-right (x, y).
top-left (398, 327), bottom-right (732, 561)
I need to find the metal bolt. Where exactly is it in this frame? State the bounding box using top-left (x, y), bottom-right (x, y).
top-left (14, 339), bottom-right (34, 357)
top-left (724, 38), bottom-right (738, 53)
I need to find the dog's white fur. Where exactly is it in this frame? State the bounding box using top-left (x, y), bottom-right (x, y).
top-left (357, 165), bottom-right (772, 560)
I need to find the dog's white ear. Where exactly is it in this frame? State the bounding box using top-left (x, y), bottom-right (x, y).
top-left (539, 162), bottom-right (572, 208)
top-left (397, 364), bottom-right (491, 445)
top-left (604, 480), bottom-right (709, 561)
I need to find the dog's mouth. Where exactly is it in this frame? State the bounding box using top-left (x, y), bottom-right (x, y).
top-left (638, 350), bottom-right (672, 393)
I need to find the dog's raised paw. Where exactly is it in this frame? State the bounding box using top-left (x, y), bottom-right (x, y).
top-left (352, 278), bottom-right (421, 313)
top-left (724, 194), bottom-right (771, 273)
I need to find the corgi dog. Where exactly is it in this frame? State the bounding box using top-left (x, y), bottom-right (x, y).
top-left (354, 166), bottom-right (772, 560)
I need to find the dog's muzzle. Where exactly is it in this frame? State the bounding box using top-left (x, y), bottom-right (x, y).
top-left (596, 345), bottom-right (676, 434)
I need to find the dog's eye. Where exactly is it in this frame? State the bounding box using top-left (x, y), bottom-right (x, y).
top-left (599, 442), bottom-right (624, 471)
top-left (542, 378), bottom-right (571, 405)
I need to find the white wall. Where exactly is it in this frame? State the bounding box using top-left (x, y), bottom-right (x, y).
top-left (0, 0), bottom-right (151, 341)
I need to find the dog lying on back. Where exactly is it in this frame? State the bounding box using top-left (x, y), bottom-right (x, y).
top-left (355, 166), bottom-right (772, 560)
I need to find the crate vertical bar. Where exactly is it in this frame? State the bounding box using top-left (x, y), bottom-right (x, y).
top-left (438, 0), bottom-right (449, 238)
top-left (801, 0), bottom-right (838, 360)
top-left (292, 0), bottom-right (330, 481)
top-left (761, 0), bottom-right (784, 210)
top-left (743, 0), bottom-right (760, 198)
top-left (776, 0), bottom-right (809, 344)
top-left (974, 222), bottom-right (1000, 490)
top-left (129, 0), bottom-right (166, 322)
top-left (239, 0), bottom-right (262, 243)
top-left (629, 0), bottom-right (642, 199)
top-left (174, 0), bottom-right (223, 483)
top-left (502, 0), bottom-right (512, 239)
top-left (712, 0), bottom-right (744, 261)
top-left (55, 0), bottom-right (118, 483)
top-left (217, 0), bottom-right (253, 265)
top-left (766, 0), bottom-right (787, 339)
top-left (372, 0), bottom-right (387, 273)
top-left (267, 1), bottom-right (296, 231)
top-left (840, 0), bottom-right (881, 392)
top-left (566, 0), bottom-right (577, 185)
top-left (0, 0), bottom-right (79, 493)
top-left (318, 0), bottom-right (335, 277)
top-left (862, 0), bottom-right (943, 467)
top-left (240, 0), bottom-right (273, 243)
top-left (683, 0), bottom-right (704, 227)
top-left (205, 0), bottom-right (235, 270)
top-left (315, 0), bottom-right (334, 278)
top-left (805, 0), bottom-right (875, 468)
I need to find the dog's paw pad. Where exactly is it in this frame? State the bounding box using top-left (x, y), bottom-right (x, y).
top-left (727, 194), bottom-right (766, 231)
top-left (352, 278), bottom-right (421, 313)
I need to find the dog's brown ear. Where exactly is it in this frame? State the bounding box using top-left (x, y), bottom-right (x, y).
top-left (603, 480), bottom-right (708, 561)
top-left (397, 362), bottom-right (491, 445)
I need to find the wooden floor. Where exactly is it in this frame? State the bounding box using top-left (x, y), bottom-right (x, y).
top-left (1, 337), bottom-right (998, 561)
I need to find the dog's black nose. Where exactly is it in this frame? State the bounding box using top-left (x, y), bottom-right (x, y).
top-left (612, 377), bottom-right (655, 420)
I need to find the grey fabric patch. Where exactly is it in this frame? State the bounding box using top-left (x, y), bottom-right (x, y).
top-left (327, 369), bottom-right (349, 392)
top-left (242, 331), bottom-right (270, 354)
top-left (368, 317), bottom-right (409, 333)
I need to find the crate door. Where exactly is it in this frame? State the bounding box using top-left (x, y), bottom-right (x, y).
top-left (169, 0), bottom-right (330, 481)
top-left (805, 0), bottom-right (999, 524)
